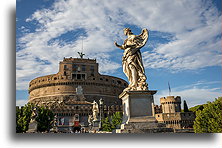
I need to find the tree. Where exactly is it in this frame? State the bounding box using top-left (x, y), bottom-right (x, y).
top-left (102, 117), bottom-right (112, 132)
top-left (16, 103), bottom-right (33, 133)
top-left (183, 100), bottom-right (189, 112)
top-left (101, 112), bottom-right (122, 132)
top-left (189, 104), bottom-right (204, 113)
top-left (193, 97), bottom-right (221, 133)
top-left (36, 106), bottom-right (54, 132)
top-left (111, 112), bottom-right (122, 129)
top-left (16, 103), bottom-right (54, 133)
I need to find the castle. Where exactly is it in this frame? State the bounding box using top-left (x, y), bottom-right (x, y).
top-left (155, 96), bottom-right (195, 131)
top-left (28, 57), bottom-right (127, 132)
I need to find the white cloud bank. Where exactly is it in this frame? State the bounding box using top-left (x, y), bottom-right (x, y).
top-left (154, 81), bottom-right (221, 107)
top-left (16, 0), bottom-right (221, 90)
top-left (16, 99), bottom-right (28, 107)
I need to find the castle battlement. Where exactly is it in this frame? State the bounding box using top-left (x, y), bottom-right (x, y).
top-left (160, 96), bottom-right (181, 104)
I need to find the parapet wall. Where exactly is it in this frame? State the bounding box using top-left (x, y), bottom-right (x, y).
top-left (160, 96), bottom-right (181, 104)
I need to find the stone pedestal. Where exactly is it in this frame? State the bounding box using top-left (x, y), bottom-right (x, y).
top-left (27, 121), bottom-right (38, 133)
top-left (120, 90), bottom-right (157, 124)
top-left (50, 127), bottom-right (58, 133)
top-left (116, 90), bottom-right (173, 133)
top-left (93, 120), bottom-right (100, 127)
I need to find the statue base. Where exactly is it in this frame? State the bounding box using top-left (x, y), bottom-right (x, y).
top-left (49, 127), bottom-right (58, 133)
top-left (92, 120), bottom-right (100, 127)
top-left (27, 121), bottom-right (38, 133)
top-left (115, 90), bottom-right (173, 133)
top-left (120, 90), bottom-right (156, 123)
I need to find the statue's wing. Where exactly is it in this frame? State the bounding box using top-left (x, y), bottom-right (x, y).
top-left (134, 28), bottom-right (149, 49)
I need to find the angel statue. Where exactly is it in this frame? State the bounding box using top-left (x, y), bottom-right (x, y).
top-left (114, 28), bottom-right (149, 91)
top-left (30, 107), bottom-right (38, 122)
top-left (92, 100), bottom-right (99, 121)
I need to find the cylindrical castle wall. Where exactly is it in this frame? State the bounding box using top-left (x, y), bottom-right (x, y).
top-left (29, 73), bottom-right (127, 106)
top-left (160, 96), bottom-right (181, 113)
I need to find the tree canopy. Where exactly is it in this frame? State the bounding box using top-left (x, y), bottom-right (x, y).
top-left (102, 112), bottom-right (122, 132)
top-left (16, 103), bottom-right (54, 133)
top-left (193, 97), bottom-right (221, 133)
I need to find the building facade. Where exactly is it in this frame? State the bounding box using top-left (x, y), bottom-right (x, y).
top-left (28, 57), bottom-right (127, 132)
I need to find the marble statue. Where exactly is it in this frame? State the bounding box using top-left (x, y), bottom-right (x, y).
top-left (92, 100), bottom-right (99, 121)
top-left (30, 107), bottom-right (38, 122)
top-left (88, 115), bottom-right (93, 126)
top-left (114, 28), bottom-right (149, 91)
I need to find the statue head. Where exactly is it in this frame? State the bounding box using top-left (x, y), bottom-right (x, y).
top-left (123, 28), bottom-right (132, 36)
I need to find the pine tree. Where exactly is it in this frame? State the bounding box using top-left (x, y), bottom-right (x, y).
top-left (183, 100), bottom-right (189, 112)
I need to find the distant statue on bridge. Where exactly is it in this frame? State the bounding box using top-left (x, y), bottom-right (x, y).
top-left (92, 100), bottom-right (99, 121)
top-left (114, 28), bottom-right (149, 91)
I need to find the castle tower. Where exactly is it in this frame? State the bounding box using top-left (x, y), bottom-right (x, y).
top-left (160, 96), bottom-right (181, 113)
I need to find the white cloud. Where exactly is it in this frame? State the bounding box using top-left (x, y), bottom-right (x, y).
top-left (16, 99), bottom-right (28, 107)
top-left (16, 0), bottom-right (221, 90)
top-left (154, 81), bottom-right (221, 107)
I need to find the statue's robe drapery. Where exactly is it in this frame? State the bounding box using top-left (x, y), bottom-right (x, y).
top-left (122, 29), bottom-right (149, 91)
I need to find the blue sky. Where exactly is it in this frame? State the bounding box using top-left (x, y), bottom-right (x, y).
top-left (16, 0), bottom-right (221, 107)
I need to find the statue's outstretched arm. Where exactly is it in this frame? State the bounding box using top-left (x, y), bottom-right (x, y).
top-left (114, 41), bottom-right (125, 50)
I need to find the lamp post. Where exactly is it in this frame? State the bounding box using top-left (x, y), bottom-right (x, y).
top-left (99, 98), bottom-right (104, 130)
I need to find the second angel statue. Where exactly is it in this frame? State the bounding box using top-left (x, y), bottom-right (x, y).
top-left (114, 28), bottom-right (149, 91)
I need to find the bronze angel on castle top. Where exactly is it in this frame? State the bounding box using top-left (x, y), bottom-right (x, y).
top-left (114, 28), bottom-right (149, 91)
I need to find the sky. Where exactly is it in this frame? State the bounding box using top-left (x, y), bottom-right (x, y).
top-left (16, 0), bottom-right (221, 108)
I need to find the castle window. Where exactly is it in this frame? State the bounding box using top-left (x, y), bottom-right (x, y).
top-left (77, 74), bottom-right (81, 79)
top-left (82, 74), bottom-right (85, 79)
top-left (64, 71), bottom-right (66, 76)
top-left (106, 79), bottom-right (108, 82)
top-left (72, 73), bottom-right (86, 80)
top-left (100, 78), bottom-right (103, 81)
top-left (82, 65), bottom-right (86, 71)
top-left (90, 66), bottom-right (94, 72)
top-left (117, 80), bottom-right (121, 84)
top-left (54, 77), bottom-right (57, 80)
top-left (73, 65), bottom-right (77, 71)
top-left (64, 65), bottom-right (67, 69)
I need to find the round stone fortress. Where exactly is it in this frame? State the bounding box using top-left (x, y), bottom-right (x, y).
top-left (28, 57), bottom-right (128, 130)
top-left (28, 57), bottom-right (127, 112)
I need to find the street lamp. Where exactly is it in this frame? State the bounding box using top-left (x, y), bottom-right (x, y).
top-left (99, 98), bottom-right (104, 130)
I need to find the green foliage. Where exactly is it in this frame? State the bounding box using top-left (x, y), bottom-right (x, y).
top-left (189, 104), bottom-right (204, 113)
top-left (102, 112), bottom-right (122, 132)
top-left (193, 97), bottom-right (222, 133)
top-left (111, 112), bottom-right (122, 129)
top-left (102, 117), bottom-right (112, 132)
top-left (183, 100), bottom-right (189, 112)
top-left (36, 106), bottom-right (54, 132)
top-left (16, 103), bottom-right (33, 133)
top-left (16, 103), bottom-right (54, 133)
